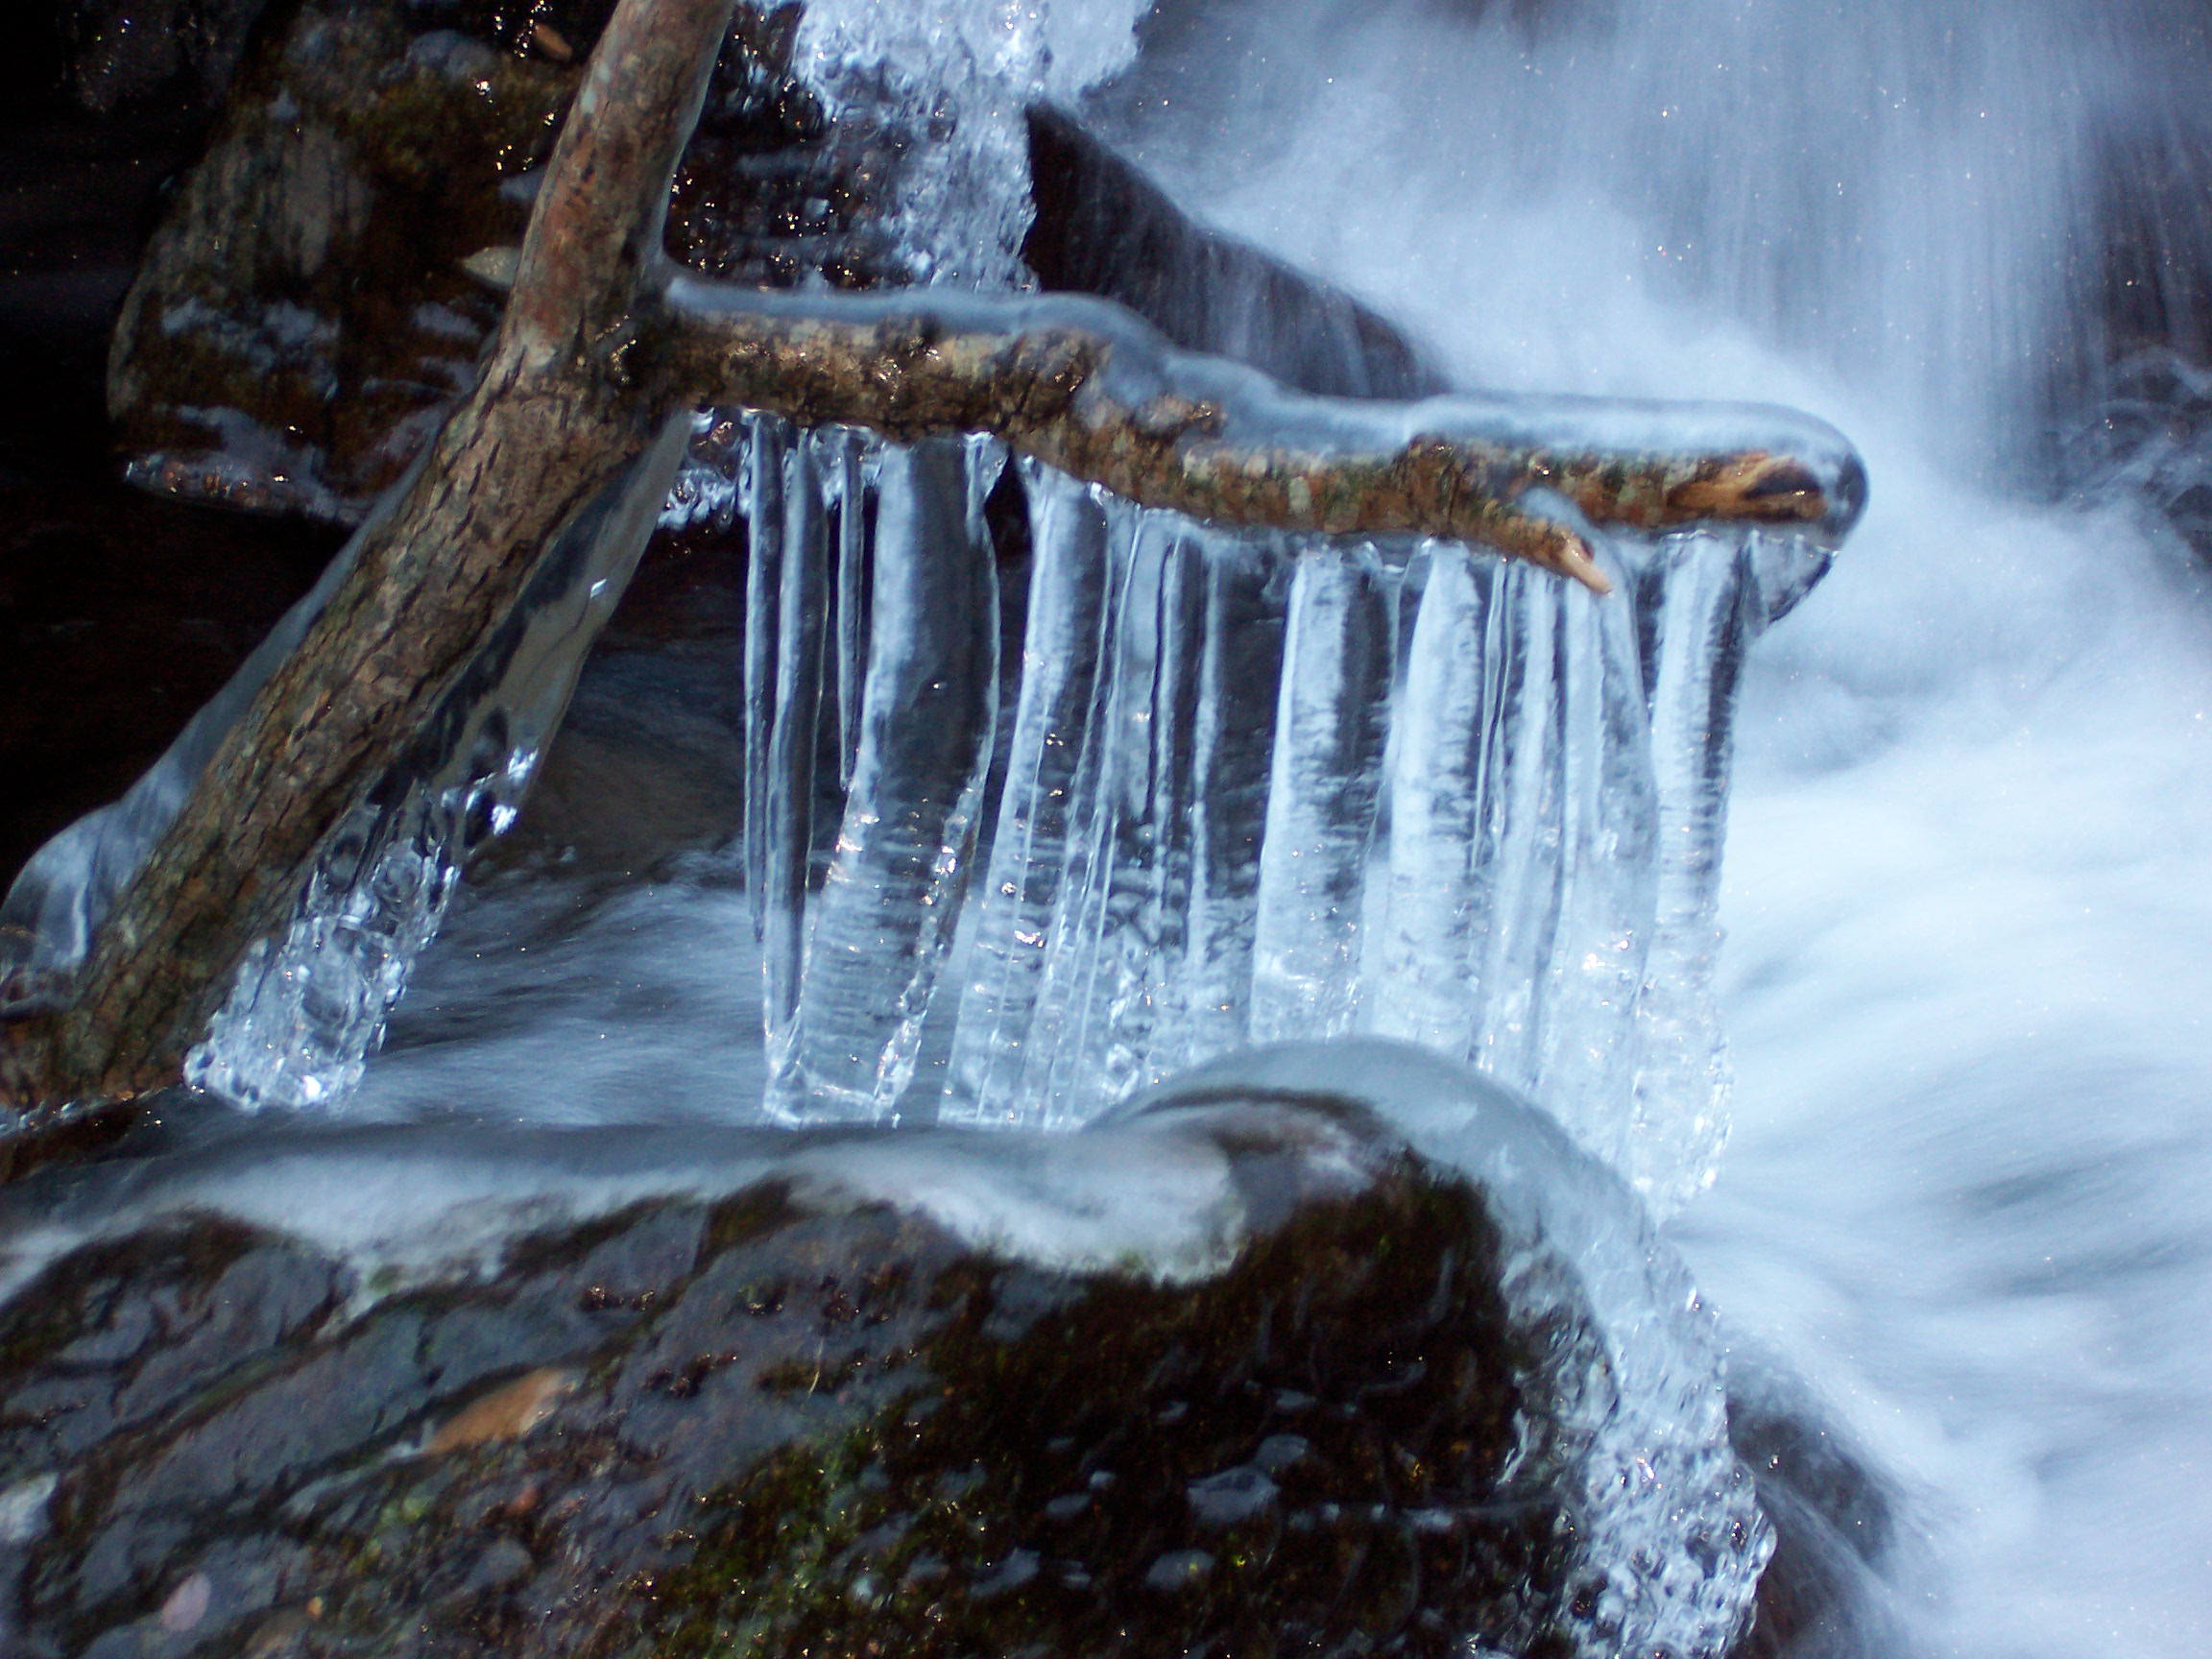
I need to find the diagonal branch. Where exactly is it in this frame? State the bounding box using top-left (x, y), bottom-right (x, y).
top-left (0, 0), bottom-right (745, 1122)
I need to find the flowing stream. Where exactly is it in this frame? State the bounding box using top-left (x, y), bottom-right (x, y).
top-left (1083, 1), bottom-right (2212, 1653)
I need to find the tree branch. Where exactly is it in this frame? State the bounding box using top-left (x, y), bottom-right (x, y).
top-left (647, 276), bottom-right (1868, 590)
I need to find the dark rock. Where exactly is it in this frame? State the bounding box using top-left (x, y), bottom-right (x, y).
top-left (60, 0), bottom-right (278, 117)
top-left (105, 0), bottom-right (579, 517)
top-left (104, 0), bottom-right (1447, 524)
top-left (100, 0), bottom-right (974, 519)
top-left (1727, 1362), bottom-right (1926, 1659)
top-left (0, 1083), bottom-right (1769, 1658)
top-left (1023, 102), bottom-right (1450, 402)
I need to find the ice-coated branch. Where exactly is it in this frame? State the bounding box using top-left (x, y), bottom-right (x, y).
top-left (647, 278), bottom-right (1868, 591)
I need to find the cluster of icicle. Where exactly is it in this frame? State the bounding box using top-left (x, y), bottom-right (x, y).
top-left (696, 413), bottom-right (1823, 1207)
top-left (180, 409), bottom-right (1824, 1210)
top-left (167, 405), bottom-right (1824, 1209)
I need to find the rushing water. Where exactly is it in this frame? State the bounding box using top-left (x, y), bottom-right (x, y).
top-left (1085, 0), bottom-right (2212, 1653)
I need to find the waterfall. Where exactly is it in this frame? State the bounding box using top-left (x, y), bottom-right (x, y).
top-left (16, 1), bottom-right (2212, 1647)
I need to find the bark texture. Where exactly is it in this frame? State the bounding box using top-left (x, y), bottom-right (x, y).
top-left (648, 277), bottom-right (1867, 588)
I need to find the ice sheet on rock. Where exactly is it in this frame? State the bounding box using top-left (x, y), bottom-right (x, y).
top-left (185, 421), bottom-right (691, 1110)
top-left (1118, 1039), bottom-right (1772, 1659)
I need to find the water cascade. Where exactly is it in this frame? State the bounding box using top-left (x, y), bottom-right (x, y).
top-left (1093, 1), bottom-right (2212, 1654)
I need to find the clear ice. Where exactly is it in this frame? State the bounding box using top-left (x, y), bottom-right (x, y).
top-left (0, 0), bottom-right (1835, 1206)
top-left (720, 425), bottom-right (1827, 1208)
top-left (183, 424), bottom-right (691, 1109)
top-left (0, 402), bottom-right (1821, 1206)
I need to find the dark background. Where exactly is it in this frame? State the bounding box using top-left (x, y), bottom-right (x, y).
top-left (0, 9), bottom-right (341, 885)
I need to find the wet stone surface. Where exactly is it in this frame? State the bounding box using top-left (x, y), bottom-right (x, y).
top-left (0, 1098), bottom-right (1732, 1659)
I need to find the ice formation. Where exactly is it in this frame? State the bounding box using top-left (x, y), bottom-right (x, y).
top-left (1, 413), bottom-right (1823, 1207)
top-left (0, 0), bottom-right (1835, 1212)
top-left (182, 424), bottom-right (692, 1107)
top-left (719, 428), bottom-right (1826, 1206)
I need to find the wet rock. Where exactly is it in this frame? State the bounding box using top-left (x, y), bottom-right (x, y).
top-left (1727, 1364), bottom-right (1927, 1659)
top-left (60, 0), bottom-right (276, 117)
top-left (1023, 102), bottom-right (1450, 402)
top-left (105, 0), bottom-right (580, 517)
top-left (0, 1079), bottom-right (1770, 1658)
top-left (104, 0), bottom-right (1447, 524)
top-left (102, 0), bottom-right (968, 520)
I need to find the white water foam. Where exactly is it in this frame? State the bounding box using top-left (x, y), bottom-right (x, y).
top-left (1087, 0), bottom-right (2212, 1651)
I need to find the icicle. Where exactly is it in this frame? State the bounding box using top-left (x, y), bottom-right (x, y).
top-left (186, 421), bottom-right (689, 1109)
top-left (1529, 543), bottom-right (1659, 1165)
top-left (1086, 516), bottom-right (1207, 1103)
top-left (1461, 558), bottom-right (1567, 1096)
top-left (942, 467), bottom-right (1115, 1126)
top-left (1373, 537), bottom-right (1657, 1155)
top-left (993, 492), bottom-right (1146, 1124)
top-left (768, 435), bottom-right (1002, 1122)
top-left (1248, 541), bottom-right (1397, 1042)
top-left (1154, 528), bottom-right (1286, 1075)
top-left (831, 432), bottom-right (875, 791)
top-left (1623, 528), bottom-right (1771, 1208)
top-left (963, 501), bottom-right (1294, 1124)
top-left (1374, 541), bottom-right (1499, 1060)
top-left (758, 433), bottom-right (834, 1049)
top-left (739, 411), bottom-right (792, 939)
